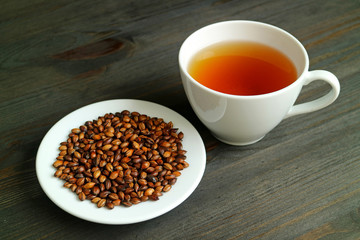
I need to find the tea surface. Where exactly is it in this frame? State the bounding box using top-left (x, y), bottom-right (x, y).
top-left (188, 41), bottom-right (297, 95)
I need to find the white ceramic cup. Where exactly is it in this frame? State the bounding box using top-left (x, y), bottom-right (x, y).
top-left (179, 20), bottom-right (340, 146)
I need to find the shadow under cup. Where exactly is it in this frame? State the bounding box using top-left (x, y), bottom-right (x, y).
top-left (179, 20), bottom-right (339, 146)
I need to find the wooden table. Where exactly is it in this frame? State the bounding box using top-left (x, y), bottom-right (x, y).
top-left (1, 0), bottom-right (359, 239)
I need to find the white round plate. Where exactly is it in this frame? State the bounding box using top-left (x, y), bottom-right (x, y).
top-left (36, 99), bottom-right (206, 224)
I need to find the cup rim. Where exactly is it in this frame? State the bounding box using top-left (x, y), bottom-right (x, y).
top-left (178, 20), bottom-right (309, 99)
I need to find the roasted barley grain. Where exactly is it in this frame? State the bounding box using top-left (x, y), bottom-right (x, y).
top-left (53, 111), bottom-right (188, 209)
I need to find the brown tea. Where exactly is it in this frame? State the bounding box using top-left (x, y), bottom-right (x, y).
top-left (188, 41), bottom-right (297, 95)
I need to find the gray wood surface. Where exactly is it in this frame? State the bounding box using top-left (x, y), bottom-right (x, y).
top-left (1, 0), bottom-right (359, 239)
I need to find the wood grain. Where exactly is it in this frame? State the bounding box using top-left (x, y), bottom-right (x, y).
top-left (0, 0), bottom-right (359, 239)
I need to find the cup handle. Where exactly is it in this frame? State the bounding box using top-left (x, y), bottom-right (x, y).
top-left (285, 70), bottom-right (340, 118)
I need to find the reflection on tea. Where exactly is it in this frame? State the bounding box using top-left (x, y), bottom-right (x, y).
top-left (188, 41), bottom-right (297, 95)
